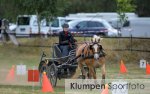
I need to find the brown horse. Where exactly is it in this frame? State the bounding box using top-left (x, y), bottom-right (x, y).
top-left (72, 35), bottom-right (106, 80)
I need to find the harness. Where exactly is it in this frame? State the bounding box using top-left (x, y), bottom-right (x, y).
top-left (67, 42), bottom-right (106, 64)
top-left (80, 42), bottom-right (105, 59)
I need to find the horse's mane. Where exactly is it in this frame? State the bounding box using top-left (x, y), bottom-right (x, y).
top-left (76, 42), bottom-right (93, 57)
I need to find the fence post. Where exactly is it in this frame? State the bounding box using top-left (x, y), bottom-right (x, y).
top-left (130, 34), bottom-right (132, 52)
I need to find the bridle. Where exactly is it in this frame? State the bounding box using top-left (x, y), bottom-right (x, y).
top-left (80, 42), bottom-right (103, 59)
top-left (90, 42), bottom-right (103, 59)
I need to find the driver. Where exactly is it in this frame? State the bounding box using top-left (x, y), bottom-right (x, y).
top-left (59, 23), bottom-right (77, 56)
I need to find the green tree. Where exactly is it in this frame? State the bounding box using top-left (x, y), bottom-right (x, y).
top-left (0, 0), bottom-right (19, 21)
top-left (63, 0), bottom-right (117, 15)
top-left (116, 0), bottom-right (136, 26)
top-left (100, 0), bottom-right (117, 12)
top-left (17, 0), bottom-right (57, 34)
top-left (135, 0), bottom-right (150, 17)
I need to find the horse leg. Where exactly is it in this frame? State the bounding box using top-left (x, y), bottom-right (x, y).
top-left (72, 61), bottom-right (86, 79)
top-left (101, 63), bottom-right (105, 79)
top-left (92, 67), bottom-right (97, 79)
top-left (88, 66), bottom-right (98, 86)
top-left (87, 67), bottom-right (92, 79)
top-left (101, 63), bottom-right (106, 84)
top-left (72, 62), bottom-right (82, 79)
top-left (81, 63), bottom-right (90, 79)
top-left (88, 66), bottom-right (96, 79)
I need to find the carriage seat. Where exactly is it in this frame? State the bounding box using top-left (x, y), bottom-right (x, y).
top-left (53, 44), bottom-right (76, 58)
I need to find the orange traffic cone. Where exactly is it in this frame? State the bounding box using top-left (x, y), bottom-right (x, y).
top-left (6, 65), bottom-right (15, 81)
top-left (120, 60), bottom-right (127, 73)
top-left (101, 84), bottom-right (108, 94)
top-left (42, 72), bottom-right (54, 93)
top-left (146, 63), bottom-right (150, 75)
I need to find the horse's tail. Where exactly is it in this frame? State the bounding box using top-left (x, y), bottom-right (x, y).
top-left (72, 64), bottom-right (81, 79)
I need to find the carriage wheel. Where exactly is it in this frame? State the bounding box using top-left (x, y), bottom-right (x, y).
top-left (47, 63), bottom-right (58, 87)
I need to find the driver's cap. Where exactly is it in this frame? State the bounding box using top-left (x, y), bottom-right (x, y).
top-left (62, 23), bottom-right (69, 28)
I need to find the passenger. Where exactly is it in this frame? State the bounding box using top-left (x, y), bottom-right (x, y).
top-left (59, 23), bottom-right (77, 56)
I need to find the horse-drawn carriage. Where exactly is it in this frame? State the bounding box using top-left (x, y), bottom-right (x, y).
top-left (38, 43), bottom-right (82, 87)
top-left (38, 35), bottom-right (106, 87)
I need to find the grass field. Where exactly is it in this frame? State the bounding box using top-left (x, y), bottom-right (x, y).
top-left (0, 85), bottom-right (65, 94)
top-left (0, 37), bottom-right (150, 94)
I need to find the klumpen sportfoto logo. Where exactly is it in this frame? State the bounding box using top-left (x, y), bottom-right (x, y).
top-left (69, 82), bottom-right (145, 90)
top-left (65, 79), bottom-right (150, 94)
